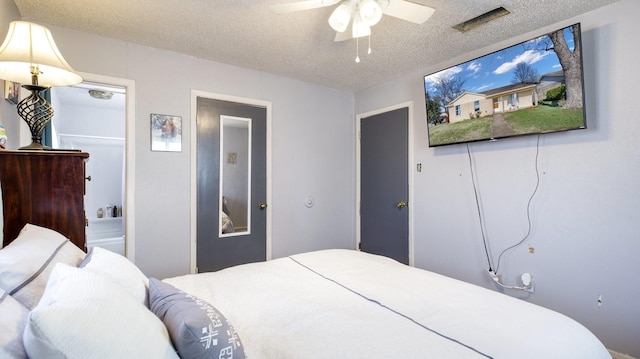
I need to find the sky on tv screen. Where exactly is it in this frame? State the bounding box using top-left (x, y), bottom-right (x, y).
top-left (424, 26), bottom-right (575, 95)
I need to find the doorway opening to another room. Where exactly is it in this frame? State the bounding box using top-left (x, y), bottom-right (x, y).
top-left (50, 73), bottom-right (136, 260)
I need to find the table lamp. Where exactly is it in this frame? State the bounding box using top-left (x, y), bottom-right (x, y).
top-left (0, 21), bottom-right (82, 149)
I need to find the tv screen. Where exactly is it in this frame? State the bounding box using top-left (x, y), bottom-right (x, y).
top-left (424, 23), bottom-right (586, 147)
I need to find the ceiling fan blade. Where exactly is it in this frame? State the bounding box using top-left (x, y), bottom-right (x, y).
top-left (271, 0), bottom-right (340, 14)
top-left (334, 30), bottom-right (353, 42)
top-left (383, 0), bottom-right (435, 24)
top-left (334, 17), bottom-right (354, 41)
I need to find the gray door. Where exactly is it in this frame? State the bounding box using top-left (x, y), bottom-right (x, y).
top-left (196, 98), bottom-right (267, 272)
top-left (360, 107), bottom-right (409, 264)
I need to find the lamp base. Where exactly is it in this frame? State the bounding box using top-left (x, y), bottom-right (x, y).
top-left (19, 142), bottom-right (51, 150)
top-left (17, 84), bottom-right (54, 151)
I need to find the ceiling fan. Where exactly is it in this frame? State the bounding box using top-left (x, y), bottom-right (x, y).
top-left (272, 0), bottom-right (435, 42)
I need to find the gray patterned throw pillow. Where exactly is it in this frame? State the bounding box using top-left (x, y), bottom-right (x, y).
top-left (149, 278), bottom-right (245, 359)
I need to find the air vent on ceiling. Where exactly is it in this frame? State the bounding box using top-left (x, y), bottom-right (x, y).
top-left (453, 7), bottom-right (510, 32)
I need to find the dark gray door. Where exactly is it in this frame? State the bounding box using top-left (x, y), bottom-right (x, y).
top-left (360, 107), bottom-right (409, 264)
top-left (196, 98), bottom-right (267, 272)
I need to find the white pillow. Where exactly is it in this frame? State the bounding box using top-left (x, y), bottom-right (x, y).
top-left (0, 288), bottom-right (28, 359)
top-left (23, 263), bottom-right (179, 359)
top-left (0, 224), bottom-right (85, 309)
top-left (80, 247), bottom-right (149, 306)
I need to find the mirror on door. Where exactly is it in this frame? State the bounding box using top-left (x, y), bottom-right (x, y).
top-left (219, 115), bottom-right (252, 237)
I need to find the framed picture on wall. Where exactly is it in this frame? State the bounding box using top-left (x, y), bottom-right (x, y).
top-left (4, 80), bottom-right (19, 104)
top-left (150, 113), bottom-right (182, 152)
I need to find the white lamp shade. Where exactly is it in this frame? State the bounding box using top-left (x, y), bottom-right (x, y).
top-left (0, 21), bottom-right (82, 86)
top-left (352, 12), bottom-right (371, 38)
top-left (328, 3), bottom-right (353, 33)
top-left (359, 0), bottom-right (383, 26)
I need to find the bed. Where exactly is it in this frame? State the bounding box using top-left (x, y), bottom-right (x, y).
top-left (1, 224), bottom-right (611, 359)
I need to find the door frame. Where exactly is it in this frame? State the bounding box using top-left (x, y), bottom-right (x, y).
top-left (189, 90), bottom-right (272, 274)
top-left (77, 71), bottom-right (136, 261)
top-left (356, 101), bottom-right (414, 266)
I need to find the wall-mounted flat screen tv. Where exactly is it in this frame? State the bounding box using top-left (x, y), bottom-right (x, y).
top-left (424, 23), bottom-right (586, 147)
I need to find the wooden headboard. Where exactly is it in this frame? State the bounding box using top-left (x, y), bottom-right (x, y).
top-left (0, 150), bottom-right (89, 250)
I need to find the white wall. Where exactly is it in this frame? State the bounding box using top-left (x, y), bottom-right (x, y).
top-left (355, 0), bottom-right (639, 356)
top-left (53, 100), bottom-right (126, 138)
top-left (0, 13), bottom-right (356, 279)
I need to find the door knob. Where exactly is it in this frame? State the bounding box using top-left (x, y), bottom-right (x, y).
top-left (396, 201), bottom-right (407, 209)
top-left (258, 203), bottom-right (268, 210)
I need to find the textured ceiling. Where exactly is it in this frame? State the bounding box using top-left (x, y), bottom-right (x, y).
top-left (12, 0), bottom-right (620, 92)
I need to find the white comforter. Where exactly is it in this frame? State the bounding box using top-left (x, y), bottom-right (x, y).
top-left (164, 249), bottom-right (610, 359)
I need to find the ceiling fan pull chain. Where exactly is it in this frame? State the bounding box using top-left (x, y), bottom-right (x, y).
top-left (355, 36), bottom-right (360, 63)
top-left (368, 34), bottom-right (372, 55)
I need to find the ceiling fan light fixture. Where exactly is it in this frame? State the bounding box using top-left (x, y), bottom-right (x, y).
top-left (329, 3), bottom-right (353, 32)
top-left (359, 0), bottom-right (383, 26)
top-left (352, 12), bottom-right (371, 38)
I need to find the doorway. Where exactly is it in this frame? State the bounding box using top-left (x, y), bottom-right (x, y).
top-left (50, 73), bottom-right (136, 259)
top-left (357, 103), bottom-right (413, 265)
top-left (191, 91), bottom-right (271, 273)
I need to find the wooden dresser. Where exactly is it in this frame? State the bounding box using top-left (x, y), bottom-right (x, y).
top-left (0, 150), bottom-right (90, 251)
